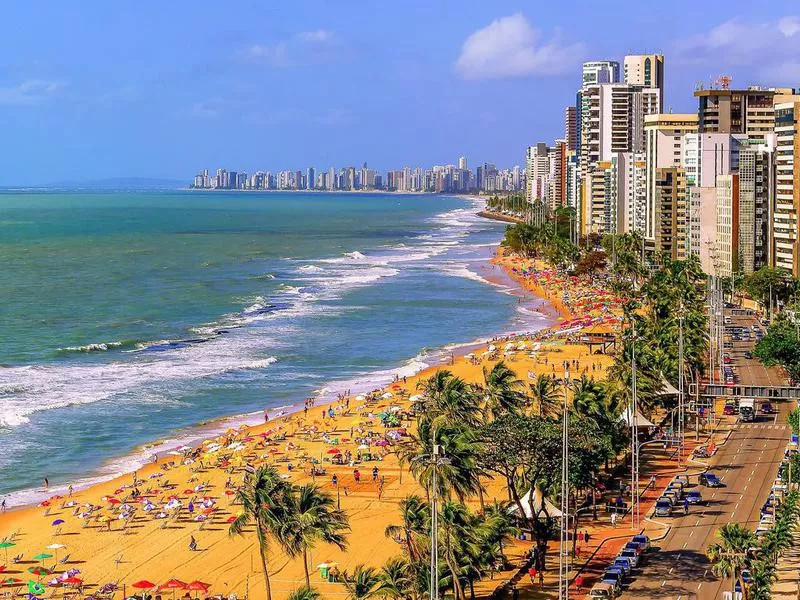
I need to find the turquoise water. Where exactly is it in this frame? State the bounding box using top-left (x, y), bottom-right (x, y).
top-left (0, 191), bottom-right (550, 505)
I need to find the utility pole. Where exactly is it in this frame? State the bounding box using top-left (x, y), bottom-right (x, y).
top-left (630, 321), bottom-right (640, 529)
top-left (678, 311), bottom-right (685, 464)
top-left (430, 440), bottom-right (440, 600)
top-left (559, 367), bottom-right (570, 600)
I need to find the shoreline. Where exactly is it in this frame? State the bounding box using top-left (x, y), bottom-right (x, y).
top-left (0, 245), bottom-right (621, 599)
top-left (0, 239), bottom-right (551, 513)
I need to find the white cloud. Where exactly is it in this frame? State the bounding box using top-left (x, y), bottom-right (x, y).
top-left (672, 16), bottom-right (800, 81)
top-left (0, 80), bottom-right (64, 105)
top-left (244, 30), bottom-right (335, 67)
top-left (778, 16), bottom-right (800, 38)
top-left (455, 14), bottom-right (584, 80)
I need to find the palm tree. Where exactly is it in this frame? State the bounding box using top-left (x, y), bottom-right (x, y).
top-left (707, 523), bottom-right (756, 600)
top-left (416, 371), bottom-right (482, 427)
top-left (480, 361), bottom-right (526, 421)
top-left (378, 557), bottom-right (412, 600)
top-left (342, 564), bottom-right (383, 600)
top-left (401, 419), bottom-right (485, 502)
top-left (228, 465), bottom-right (292, 600)
top-left (384, 495), bottom-right (430, 561)
top-left (287, 586), bottom-right (321, 600)
top-left (529, 374), bottom-right (558, 417)
top-left (281, 484), bottom-right (350, 587)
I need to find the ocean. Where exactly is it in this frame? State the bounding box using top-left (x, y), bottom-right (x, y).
top-left (0, 191), bottom-right (551, 506)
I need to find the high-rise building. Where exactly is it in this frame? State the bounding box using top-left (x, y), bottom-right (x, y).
top-left (738, 138), bottom-right (775, 273)
top-left (654, 167), bottom-right (689, 260)
top-left (525, 143), bottom-right (549, 204)
top-left (715, 174), bottom-right (740, 277)
top-left (458, 156), bottom-right (467, 170)
top-left (581, 60), bottom-right (620, 88)
top-left (306, 167), bottom-right (315, 190)
top-left (565, 107), bottom-right (577, 151)
top-left (644, 114), bottom-right (698, 241)
top-left (624, 54), bottom-right (665, 110)
top-left (773, 101), bottom-right (800, 275)
top-left (694, 86), bottom-right (797, 143)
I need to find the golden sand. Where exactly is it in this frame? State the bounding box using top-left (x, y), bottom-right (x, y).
top-left (0, 253), bottom-right (617, 600)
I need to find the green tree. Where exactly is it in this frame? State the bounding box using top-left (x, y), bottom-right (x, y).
top-left (529, 374), bottom-right (559, 417)
top-left (480, 361), bottom-right (526, 421)
top-left (282, 484), bottom-right (350, 587)
top-left (287, 587), bottom-right (321, 600)
top-left (228, 465), bottom-right (293, 600)
top-left (754, 318), bottom-right (800, 382)
top-left (384, 495), bottom-right (430, 562)
top-left (342, 565), bottom-right (384, 600)
top-left (378, 557), bottom-right (412, 600)
top-left (707, 523), bottom-right (757, 600)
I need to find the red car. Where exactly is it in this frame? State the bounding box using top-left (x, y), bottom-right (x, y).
top-left (723, 404), bottom-right (737, 415)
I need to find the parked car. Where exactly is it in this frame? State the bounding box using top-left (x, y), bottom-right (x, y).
top-left (612, 558), bottom-right (632, 576)
top-left (631, 534), bottom-right (650, 551)
top-left (760, 402), bottom-right (776, 414)
top-left (699, 472), bottom-right (723, 487)
top-left (654, 499), bottom-right (673, 516)
top-left (601, 570), bottom-right (624, 594)
top-left (619, 548), bottom-right (641, 568)
top-left (723, 404), bottom-right (737, 416)
top-left (744, 351), bottom-right (753, 359)
top-left (589, 582), bottom-right (617, 599)
top-left (623, 541), bottom-right (644, 555)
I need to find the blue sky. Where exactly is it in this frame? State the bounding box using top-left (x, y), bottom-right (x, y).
top-left (0, 1), bottom-right (798, 184)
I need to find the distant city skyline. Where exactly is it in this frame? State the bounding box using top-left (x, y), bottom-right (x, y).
top-left (192, 156), bottom-right (524, 193)
top-left (0, 2), bottom-right (797, 184)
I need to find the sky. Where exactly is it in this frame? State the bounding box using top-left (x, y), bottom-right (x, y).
top-left (0, 0), bottom-right (798, 184)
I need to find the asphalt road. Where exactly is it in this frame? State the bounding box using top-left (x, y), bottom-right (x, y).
top-left (724, 312), bottom-right (785, 388)
top-left (620, 414), bottom-right (789, 599)
top-left (620, 308), bottom-right (791, 599)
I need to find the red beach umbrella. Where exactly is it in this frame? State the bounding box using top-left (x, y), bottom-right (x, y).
top-left (107, 498), bottom-right (121, 505)
top-left (159, 579), bottom-right (187, 590)
top-left (62, 577), bottom-right (83, 586)
top-left (132, 581), bottom-right (157, 589)
top-left (186, 581), bottom-right (210, 593)
top-left (326, 448), bottom-right (341, 454)
top-left (226, 516), bottom-right (237, 523)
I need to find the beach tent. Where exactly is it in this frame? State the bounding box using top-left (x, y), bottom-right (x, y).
top-left (618, 407), bottom-right (656, 429)
top-left (656, 378), bottom-right (680, 396)
top-left (507, 485), bottom-right (563, 520)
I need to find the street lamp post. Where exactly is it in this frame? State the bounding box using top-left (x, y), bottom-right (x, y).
top-left (559, 368), bottom-right (570, 600)
top-left (630, 321), bottom-right (641, 529)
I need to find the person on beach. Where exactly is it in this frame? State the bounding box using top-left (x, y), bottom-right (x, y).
top-left (1, 498), bottom-right (6, 512)
top-left (372, 466), bottom-right (379, 481)
top-left (332, 474), bottom-right (338, 487)
top-left (68, 485), bottom-right (73, 497)
top-left (353, 469), bottom-right (360, 483)
top-left (44, 477), bottom-right (49, 490)
top-left (264, 411), bottom-right (269, 423)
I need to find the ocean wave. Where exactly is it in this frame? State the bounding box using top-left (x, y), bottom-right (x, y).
top-left (56, 340), bottom-right (138, 354)
top-left (298, 265), bottom-right (324, 273)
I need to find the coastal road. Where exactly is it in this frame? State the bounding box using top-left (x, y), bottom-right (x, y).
top-left (620, 412), bottom-right (790, 600)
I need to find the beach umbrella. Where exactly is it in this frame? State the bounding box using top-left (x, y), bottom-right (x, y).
top-left (107, 498), bottom-right (121, 505)
top-left (33, 553), bottom-right (53, 562)
top-left (226, 516), bottom-right (237, 523)
top-left (45, 543), bottom-right (65, 563)
top-left (28, 567), bottom-right (51, 577)
top-left (51, 519), bottom-right (65, 526)
top-left (27, 580), bottom-right (46, 596)
top-left (159, 579), bottom-right (187, 591)
top-left (62, 576), bottom-right (83, 586)
top-left (186, 580), bottom-right (210, 599)
top-left (326, 448), bottom-right (341, 455)
top-left (132, 580), bottom-right (157, 600)
top-left (3, 577), bottom-right (23, 586)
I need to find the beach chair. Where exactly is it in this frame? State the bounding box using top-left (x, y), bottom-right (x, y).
top-left (11, 554), bottom-right (22, 563)
top-left (59, 554), bottom-right (71, 564)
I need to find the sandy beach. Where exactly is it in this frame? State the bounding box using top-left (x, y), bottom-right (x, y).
top-left (0, 247), bottom-right (621, 600)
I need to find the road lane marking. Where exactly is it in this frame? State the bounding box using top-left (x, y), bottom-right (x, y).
top-left (661, 580), bottom-right (667, 587)
top-left (670, 567), bottom-right (675, 574)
